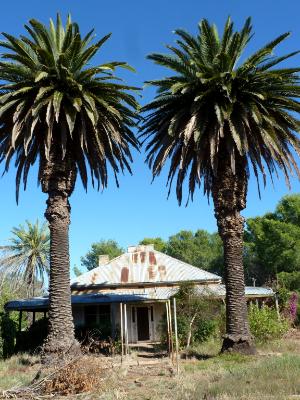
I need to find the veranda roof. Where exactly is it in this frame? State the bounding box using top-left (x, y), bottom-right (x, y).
top-left (5, 285), bottom-right (274, 312)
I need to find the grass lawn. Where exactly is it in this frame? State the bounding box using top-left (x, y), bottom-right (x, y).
top-left (0, 334), bottom-right (299, 399)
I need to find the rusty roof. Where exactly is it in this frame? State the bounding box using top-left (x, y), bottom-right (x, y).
top-left (71, 245), bottom-right (221, 287)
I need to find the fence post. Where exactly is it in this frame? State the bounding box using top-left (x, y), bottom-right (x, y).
top-left (173, 297), bottom-right (179, 374)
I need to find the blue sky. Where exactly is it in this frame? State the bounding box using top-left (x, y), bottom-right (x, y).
top-left (1, 0), bottom-right (300, 275)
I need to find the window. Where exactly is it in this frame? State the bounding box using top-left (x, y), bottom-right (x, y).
top-left (85, 305), bottom-right (110, 327)
top-left (132, 307), bottom-right (136, 323)
top-left (85, 305), bottom-right (98, 326)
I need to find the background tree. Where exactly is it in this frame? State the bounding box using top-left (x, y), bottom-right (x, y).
top-left (141, 18), bottom-right (300, 353)
top-left (81, 239), bottom-right (123, 271)
top-left (274, 194), bottom-right (300, 225)
top-left (244, 194), bottom-right (300, 285)
top-left (139, 237), bottom-right (167, 252)
top-left (165, 230), bottom-right (223, 274)
top-left (0, 220), bottom-right (49, 297)
top-left (73, 265), bottom-right (83, 277)
top-left (0, 15), bottom-right (139, 358)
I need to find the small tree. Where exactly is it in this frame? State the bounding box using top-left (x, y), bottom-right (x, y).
top-left (172, 283), bottom-right (220, 348)
top-left (0, 220), bottom-right (49, 297)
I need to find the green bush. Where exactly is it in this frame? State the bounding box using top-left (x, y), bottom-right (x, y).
top-left (194, 319), bottom-right (217, 343)
top-left (277, 271), bottom-right (300, 291)
top-left (15, 317), bottom-right (48, 353)
top-left (249, 304), bottom-right (289, 342)
top-left (175, 314), bottom-right (190, 347)
top-left (160, 312), bottom-right (218, 349)
top-left (0, 313), bottom-right (17, 359)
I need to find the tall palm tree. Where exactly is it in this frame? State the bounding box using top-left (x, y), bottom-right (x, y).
top-left (141, 18), bottom-right (300, 353)
top-left (0, 15), bottom-right (139, 358)
top-left (0, 220), bottom-right (49, 297)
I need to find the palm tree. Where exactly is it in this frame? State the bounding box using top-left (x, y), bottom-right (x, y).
top-left (0, 220), bottom-right (49, 297)
top-left (141, 18), bottom-right (300, 353)
top-left (0, 15), bottom-right (139, 358)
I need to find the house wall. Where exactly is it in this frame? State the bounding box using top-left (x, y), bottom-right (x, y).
top-left (72, 302), bottom-right (166, 343)
top-left (114, 302), bottom-right (165, 343)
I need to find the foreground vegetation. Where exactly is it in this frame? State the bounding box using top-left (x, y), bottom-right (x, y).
top-left (0, 334), bottom-right (299, 399)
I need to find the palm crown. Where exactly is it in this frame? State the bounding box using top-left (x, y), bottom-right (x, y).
top-left (0, 15), bottom-right (139, 200)
top-left (141, 18), bottom-right (300, 204)
top-left (0, 220), bottom-right (49, 295)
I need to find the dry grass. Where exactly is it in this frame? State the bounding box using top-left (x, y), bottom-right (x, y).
top-left (42, 357), bottom-right (104, 396)
top-left (0, 336), bottom-right (299, 399)
top-left (0, 354), bottom-right (40, 391)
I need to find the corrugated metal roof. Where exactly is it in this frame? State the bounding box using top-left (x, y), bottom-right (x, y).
top-left (71, 245), bottom-right (221, 287)
top-left (196, 285), bottom-right (274, 297)
top-left (5, 285), bottom-right (274, 311)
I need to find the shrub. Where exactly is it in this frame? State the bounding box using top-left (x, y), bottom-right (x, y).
top-left (194, 319), bottom-right (217, 343)
top-left (15, 317), bottom-right (48, 353)
top-left (249, 304), bottom-right (289, 342)
top-left (159, 283), bottom-right (221, 348)
top-left (277, 271), bottom-right (300, 291)
top-left (288, 293), bottom-right (298, 324)
top-left (277, 286), bottom-right (290, 309)
top-left (0, 313), bottom-right (16, 358)
top-left (296, 303), bottom-right (300, 326)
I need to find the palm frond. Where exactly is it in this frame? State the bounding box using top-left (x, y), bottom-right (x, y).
top-left (141, 17), bottom-right (300, 204)
top-left (0, 14), bottom-right (140, 200)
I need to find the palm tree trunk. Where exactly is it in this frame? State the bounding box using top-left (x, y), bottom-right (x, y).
top-left (212, 153), bottom-right (255, 354)
top-left (26, 256), bottom-right (34, 298)
top-left (40, 147), bottom-right (80, 361)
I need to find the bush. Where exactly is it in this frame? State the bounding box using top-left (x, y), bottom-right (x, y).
top-left (249, 304), bottom-right (289, 342)
top-left (277, 286), bottom-right (290, 310)
top-left (296, 303), bottom-right (300, 326)
top-left (159, 283), bottom-right (221, 348)
top-left (277, 271), bottom-right (300, 291)
top-left (194, 319), bottom-right (217, 343)
top-left (15, 317), bottom-right (48, 353)
top-left (0, 313), bottom-right (17, 358)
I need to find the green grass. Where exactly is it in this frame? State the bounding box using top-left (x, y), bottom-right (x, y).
top-left (186, 354), bottom-right (300, 399)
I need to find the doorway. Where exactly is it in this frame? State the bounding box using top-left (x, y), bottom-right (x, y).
top-left (137, 307), bottom-right (150, 341)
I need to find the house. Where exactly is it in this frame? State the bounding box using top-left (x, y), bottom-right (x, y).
top-left (5, 245), bottom-right (274, 343)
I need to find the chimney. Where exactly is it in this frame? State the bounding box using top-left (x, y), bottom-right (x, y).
top-left (127, 244), bottom-right (154, 253)
top-left (98, 255), bottom-right (109, 266)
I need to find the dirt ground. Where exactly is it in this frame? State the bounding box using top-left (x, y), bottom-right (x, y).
top-left (1, 334), bottom-right (300, 400)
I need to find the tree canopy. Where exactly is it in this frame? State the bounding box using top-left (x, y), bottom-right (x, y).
top-left (245, 194), bottom-right (300, 284)
top-left (139, 237), bottom-right (167, 252)
top-left (0, 220), bottom-right (49, 296)
top-left (141, 17), bottom-right (300, 205)
top-left (165, 230), bottom-right (223, 274)
top-left (0, 14), bottom-right (139, 201)
top-left (80, 239), bottom-right (123, 271)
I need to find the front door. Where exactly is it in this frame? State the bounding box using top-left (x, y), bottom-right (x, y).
top-left (137, 307), bottom-right (150, 341)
